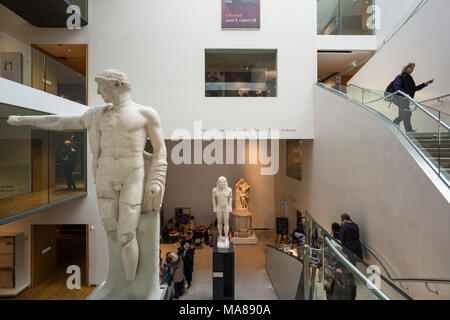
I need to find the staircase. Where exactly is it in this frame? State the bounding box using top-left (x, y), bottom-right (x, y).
top-left (321, 83), bottom-right (450, 188)
top-left (408, 132), bottom-right (450, 180)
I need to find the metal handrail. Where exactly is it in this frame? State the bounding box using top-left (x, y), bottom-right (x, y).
top-left (325, 237), bottom-right (390, 300)
top-left (348, 84), bottom-right (450, 132)
top-left (319, 83), bottom-right (450, 189)
top-left (420, 94), bottom-right (450, 104)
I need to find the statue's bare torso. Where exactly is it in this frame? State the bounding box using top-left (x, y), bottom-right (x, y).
top-left (99, 103), bottom-right (149, 159)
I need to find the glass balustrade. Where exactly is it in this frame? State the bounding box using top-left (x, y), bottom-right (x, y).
top-left (304, 210), bottom-right (411, 300)
top-left (321, 83), bottom-right (450, 186)
top-left (267, 210), bottom-right (411, 299)
top-left (0, 103), bottom-right (87, 225)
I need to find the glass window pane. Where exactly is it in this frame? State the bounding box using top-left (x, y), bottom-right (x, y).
top-left (0, 103), bottom-right (87, 223)
top-left (49, 131), bottom-right (87, 204)
top-left (205, 49), bottom-right (277, 97)
top-left (0, 104), bottom-right (49, 220)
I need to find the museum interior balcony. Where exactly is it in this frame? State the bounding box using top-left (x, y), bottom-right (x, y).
top-left (0, 1), bottom-right (89, 226)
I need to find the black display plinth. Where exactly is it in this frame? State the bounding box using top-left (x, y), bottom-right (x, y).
top-left (212, 242), bottom-right (235, 300)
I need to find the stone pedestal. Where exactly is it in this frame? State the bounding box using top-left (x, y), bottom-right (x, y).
top-left (231, 209), bottom-right (258, 245)
top-left (213, 242), bottom-right (234, 300)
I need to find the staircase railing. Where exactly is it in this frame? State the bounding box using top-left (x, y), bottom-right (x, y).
top-left (303, 210), bottom-right (412, 300)
top-left (319, 83), bottom-right (450, 189)
top-left (348, 84), bottom-right (450, 132)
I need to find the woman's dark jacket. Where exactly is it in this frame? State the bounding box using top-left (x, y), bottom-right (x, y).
top-left (182, 249), bottom-right (195, 274)
top-left (393, 73), bottom-right (427, 98)
top-left (338, 222), bottom-right (363, 259)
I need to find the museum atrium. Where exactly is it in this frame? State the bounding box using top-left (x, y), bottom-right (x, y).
top-left (0, 0), bottom-right (448, 301)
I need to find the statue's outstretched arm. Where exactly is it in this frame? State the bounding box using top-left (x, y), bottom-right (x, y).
top-left (7, 114), bottom-right (85, 131)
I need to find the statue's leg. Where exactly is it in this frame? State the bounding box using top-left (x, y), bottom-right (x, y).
top-left (117, 167), bottom-right (144, 282)
top-left (217, 208), bottom-right (224, 238)
top-left (89, 181), bottom-right (119, 300)
top-left (223, 208), bottom-right (230, 238)
top-left (97, 190), bottom-right (119, 232)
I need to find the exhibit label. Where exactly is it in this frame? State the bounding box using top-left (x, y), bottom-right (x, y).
top-left (222, 0), bottom-right (260, 29)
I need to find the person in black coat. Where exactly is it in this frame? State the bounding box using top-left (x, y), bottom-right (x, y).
top-left (392, 63), bottom-right (434, 132)
top-left (332, 223), bottom-right (341, 239)
top-left (338, 213), bottom-right (363, 260)
top-left (291, 217), bottom-right (306, 243)
top-left (181, 242), bottom-right (195, 288)
top-left (62, 140), bottom-right (77, 191)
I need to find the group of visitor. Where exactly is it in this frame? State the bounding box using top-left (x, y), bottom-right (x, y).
top-left (160, 241), bottom-right (195, 299)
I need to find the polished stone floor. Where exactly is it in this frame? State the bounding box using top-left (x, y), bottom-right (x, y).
top-left (160, 230), bottom-right (278, 300)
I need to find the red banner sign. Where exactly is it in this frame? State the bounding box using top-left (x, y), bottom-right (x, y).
top-left (222, 0), bottom-right (260, 29)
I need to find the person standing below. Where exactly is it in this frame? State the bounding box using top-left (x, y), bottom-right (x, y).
top-left (338, 214), bottom-right (363, 259)
top-left (62, 140), bottom-right (77, 191)
top-left (391, 63), bottom-right (434, 132)
top-left (181, 242), bottom-right (195, 289)
top-left (167, 252), bottom-right (184, 299)
top-left (291, 217), bottom-right (306, 243)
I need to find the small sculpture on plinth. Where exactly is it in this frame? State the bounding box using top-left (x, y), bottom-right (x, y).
top-left (236, 178), bottom-right (251, 211)
top-left (212, 176), bottom-right (233, 251)
top-left (232, 178), bottom-right (257, 244)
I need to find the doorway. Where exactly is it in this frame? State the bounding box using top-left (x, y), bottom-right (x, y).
top-left (31, 224), bottom-right (89, 289)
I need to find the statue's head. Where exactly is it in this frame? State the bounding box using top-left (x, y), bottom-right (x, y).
top-left (217, 176), bottom-right (228, 189)
top-left (95, 69), bottom-right (131, 103)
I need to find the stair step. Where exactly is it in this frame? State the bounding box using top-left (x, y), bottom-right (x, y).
top-left (407, 133), bottom-right (450, 140)
top-left (420, 148), bottom-right (450, 157)
top-left (430, 158), bottom-right (450, 168)
top-left (412, 140), bottom-right (450, 148)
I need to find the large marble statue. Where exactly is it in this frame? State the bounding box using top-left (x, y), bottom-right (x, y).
top-left (212, 176), bottom-right (232, 250)
top-left (8, 69), bottom-right (167, 300)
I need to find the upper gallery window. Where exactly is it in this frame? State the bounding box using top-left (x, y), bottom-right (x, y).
top-left (0, 103), bottom-right (87, 225)
top-left (205, 49), bottom-right (277, 97)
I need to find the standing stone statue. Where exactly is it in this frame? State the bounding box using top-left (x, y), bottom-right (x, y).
top-left (212, 176), bottom-right (232, 250)
top-left (7, 69), bottom-right (167, 300)
top-left (232, 178), bottom-right (257, 244)
top-left (236, 178), bottom-right (251, 210)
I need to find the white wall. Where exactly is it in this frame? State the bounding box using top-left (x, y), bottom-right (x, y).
top-left (375, 0), bottom-right (420, 46)
top-left (164, 140), bottom-right (276, 229)
top-left (0, 78), bottom-right (106, 285)
top-left (277, 86), bottom-right (450, 299)
top-left (0, 30), bottom-right (32, 86)
top-left (350, 0), bottom-right (450, 102)
top-left (88, 0), bottom-right (317, 140)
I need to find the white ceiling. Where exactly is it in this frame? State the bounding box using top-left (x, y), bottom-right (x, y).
top-left (317, 50), bottom-right (373, 81)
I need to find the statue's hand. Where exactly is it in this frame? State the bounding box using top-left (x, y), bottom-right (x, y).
top-left (228, 206), bottom-right (232, 212)
top-left (144, 182), bottom-right (163, 213)
top-left (7, 116), bottom-right (23, 126)
top-left (213, 207), bottom-right (217, 213)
